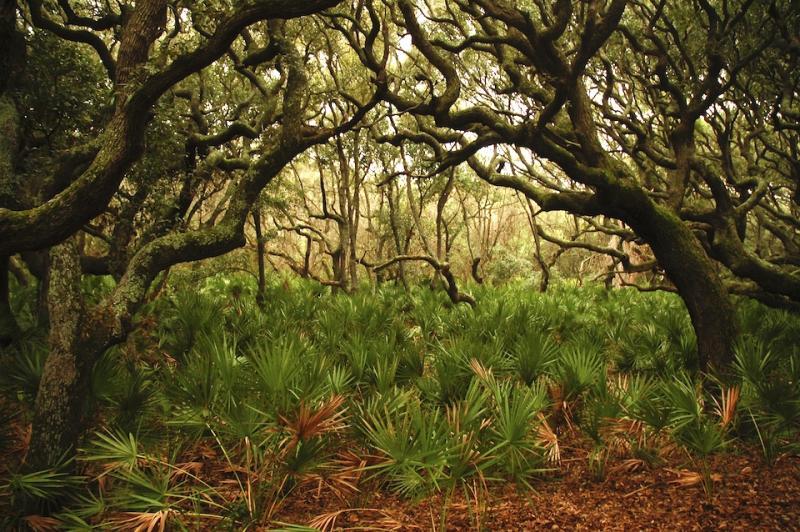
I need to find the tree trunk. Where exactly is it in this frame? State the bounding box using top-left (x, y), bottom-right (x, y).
top-left (632, 206), bottom-right (738, 375)
top-left (470, 256), bottom-right (484, 284)
top-left (36, 253), bottom-right (51, 328)
top-left (253, 208), bottom-right (267, 307)
top-left (17, 251), bottom-right (52, 327)
top-left (524, 199), bottom-right (550, 292)
top-left (0, 255), bottom-right (19, 345)
top-left (386, 182), bottom-right (408, 291)
top-left (27, 237), bottom-right (93, 472)
top-left (347, 136), bottom-right (362, 292)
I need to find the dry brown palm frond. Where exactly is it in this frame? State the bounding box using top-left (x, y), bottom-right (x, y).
top-left (560, 400), bottom-right (578, 434)
top-left (0, 411), bottom-right (31, 463)
top-left (195, 441), bottom-right (218, 461)
top-left (536, 413), bottom-right (561, 465)
top-left (611, 457), bottom-right (646, 474)
top-left (308, 508), bottom-right (412, 531)
top-left (469, 357), bottom-right (495, 388)
top-left (714, 386), bottom-right (741, 429)
top-left (666, 468), bottom-right (722, 488)
top-left (14, 421), bottom-right (32, 462)
top-left (328, 450), bottom-right (367, 492)
top-left (280, 395), bottom-right (348, 452)
top-left (308, 508), bottom-right (345, 530)
top-left (168, 461), bottom-right (203, 482)
top-left (609, 418), bottom-right (645, 440)
top-left (105, 510), bottom-right (175, 532)
top-left (332, 449), bottom-right (367, 470)
top-left (667, 468), bottom-right (703, 487)
top-left (321, 472), bottom-right (361, 500)
top-left (221, 463), bottom-right (252, 475)
top-left (658, 438), bottom-right (680, 457)
top-left (601, 417), bottom-right (646, 457)
top-left (290, 450), bottom-right (367, 501)
top-left (22, 515), bottom-right (62, 532)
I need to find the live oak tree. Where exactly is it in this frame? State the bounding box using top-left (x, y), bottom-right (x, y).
top-left (0, 0), bottom-right (340, 335)
top-left (0, 0), bottom-right (351, 254)
top-left (1, 0), bottom-right (388, 473)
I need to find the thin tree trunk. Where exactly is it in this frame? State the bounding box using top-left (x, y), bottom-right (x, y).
top-left (387, 181), bottom-right (408, 290)
top-left (253, 208), bottom-right (267, 307)
top-left (470, 257), bottom-right (484, 284)
top-left (334, 136), bottom-right (353, 292)
top-left (522, 198), bottom-right (550, 292)
top-left (347, 133), bottom-right (362, 291)
top-left (303, 234), bottom-right (312, 277)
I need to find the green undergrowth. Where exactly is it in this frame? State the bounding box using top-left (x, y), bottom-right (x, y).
top-left (1, 277), bottom-right (798, 528)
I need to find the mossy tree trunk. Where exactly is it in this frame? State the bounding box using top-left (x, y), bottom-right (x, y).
top-left (27, 237), bottom-right (93, 471)
top-left (592, 179), bottom-right (738, 373)
top-left (629, 205), bottom-right (738, 374)
top-left (0, 255), bottom-right (18, 345)
top-left (253, 207), bottom-right (267, 307)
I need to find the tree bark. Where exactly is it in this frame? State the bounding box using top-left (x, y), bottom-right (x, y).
top-left (0, 255), bottom-right (18, 345)
top-left (470, 256), bottom-right (484, 284)
top-left (253, 207), bottom-right (267, 307)
top-left (374, 254), bottom-right (476, 307)
top-left (27, 237), bottom-right (91, 471)
top-left (628, 205), bottom-right (738, 375)
top-left (386, 181), bottom-right (408, 290)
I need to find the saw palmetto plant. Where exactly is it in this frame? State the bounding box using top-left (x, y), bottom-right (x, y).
top-left (733, 337), bottom-right (800, 464)
top-left (2, 279), bottom-right (799, 526)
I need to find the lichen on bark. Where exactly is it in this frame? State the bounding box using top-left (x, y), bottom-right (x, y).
top-left (26, 236), bottom-right (86, 472)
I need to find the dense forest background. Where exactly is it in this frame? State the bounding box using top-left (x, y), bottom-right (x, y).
top-left (0, 0), bottom-right (798, 529)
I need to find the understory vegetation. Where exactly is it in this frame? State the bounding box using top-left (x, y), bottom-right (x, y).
top-left (2, 277), bottom-right (798, 529)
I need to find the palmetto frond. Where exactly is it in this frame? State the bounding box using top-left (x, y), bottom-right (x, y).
top-left (666, 468), bottom-right (722, 488)
top-left (308, 508), bottom-right (409, 532)
top-left (1, 458), bottom-right (85, 511)
top-left (21, 515), bottom-right (62, 532)
top-left (105, 509), bottom-right (176, 532)
top-left (714, 386), bottom-right (741, 429)
top-left (535, 413), bottom-right (560, 465)
top-left (279, 395), bottom-right (348, 452)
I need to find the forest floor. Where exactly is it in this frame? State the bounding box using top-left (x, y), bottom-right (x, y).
top-left (274, 446), bottom-right (800, 531)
